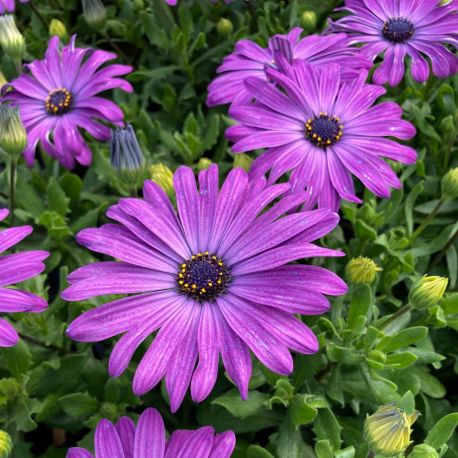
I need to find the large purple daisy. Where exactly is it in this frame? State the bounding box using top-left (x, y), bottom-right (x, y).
top-left (207, 27), bottom-right (372, 107)
top-left (226, 59), bottom-right (417, 210)
top-left (329, 0), bottom-right (458, 86)
top-left (0, 0), bottom-right (28, 15)
top-left (62, 165), bottom-right (347, 412)
top-left (2, 36), bottom-right (133, 169)
top-left (0, 208), bottom-right (48, 347)
top-left (67, 407), bottom-right (235, 458)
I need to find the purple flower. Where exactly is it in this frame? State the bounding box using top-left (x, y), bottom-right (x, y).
top-left (62, 165), bottom-right (347, 412)
top-left (0, 208), bottom-right (48, 347)
top-left (329, 0), bottom-right (458, 86)
top-left (0, 0), bottom-right (28, 15)
top-left (67, 407), bottom-right (235, 458)
top-left (207, 27), bottom-right (372, 107)
top-left (3, 36), bottom-right (133, 169)
top-left (226, 59), bottom-right (417, 210)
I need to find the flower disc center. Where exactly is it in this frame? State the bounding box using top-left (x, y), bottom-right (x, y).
top-left (177, 252), bottom-right (230, 302)
top-left (305, 113), bottom-right (343, 148)
top-left (382, 18), bottom-right (414, 43)
top-left (45, 88), bottom-right (73, 115)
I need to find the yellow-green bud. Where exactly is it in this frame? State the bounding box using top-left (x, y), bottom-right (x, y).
top-left (0, 430), bottom-right (12, 458)
top-left (133, 0), bottom-right (145, 11)
top-left (441, 168), bottom-right (458, 200)
top-left (408, 444), bottom-right (439, 458)
top-left (440, 115), bottom-right (455, 134)
top-left (82, 0), bottom-right (107, 29)
top-left (150, 163), bottom-right (174, 198)
top-left (197, 158), bottom-right (212, 171)
top-left (216, 18), bottom-right (233, 37)
top-left (409, 275), bottom-right (448, 310)
top-left (0, 104), bottom-right (27, 157)
top-left (301, 11), bottom-right (317, 30)
top-left (346, 257), bottom-right (382, 285)
top-left (367, 349), bottom-right (386, 364)
top-left (49, 19), bottom-right (68, 42)
top-left (233, 153), bottom-right (252, 172)
top-left (0, 71), bottom-right (7, 90)
top-left (0, 15), bottom-right (25, 60)
top-left (364, 402), bottom-right (419, 456)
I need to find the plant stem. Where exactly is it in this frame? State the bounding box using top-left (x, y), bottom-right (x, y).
top-left (378, 303), bottom-right (413, 330)
top-left (411, 198), bottom-right (445, 242)
top-left (429, 228), bottom-right (458, 270)
top-left (19, 333), bottom-right (65, 354)
top-left (9, 156), bottom-right (17, 225)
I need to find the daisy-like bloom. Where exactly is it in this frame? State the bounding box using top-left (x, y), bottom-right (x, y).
top-left (67, 407), bottom-right (235, 458)
top-left (227, 59), bottom-right (417, 210)
top-left (0, 0), bottom-right (28, 15)
top-left (0, 208), bottom-right (48, 347)
top-left (329, 0), bottom-right (458, 86)
top-left (207, 27), bottom-right (372, 107)
top-left (62, 164), bottom-right (347, 412)
top-left (2, 36), bottom-right (133, 169)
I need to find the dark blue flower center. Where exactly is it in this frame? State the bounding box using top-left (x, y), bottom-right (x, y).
top-left (305, 113), bottom-right (343, 148)
top-left (177, 252), bottom-right (230, 303)
top-left (382, 17), bottom-right (414, 43)
top-left (45, 88), bottom-right (73, 115)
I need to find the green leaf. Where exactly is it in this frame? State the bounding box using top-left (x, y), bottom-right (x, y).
top-left (247, 445), bottom-right (275, 458)
top-left (377, 327), bottom-right (428, 352)
top-left (315, 440), bottom-right (333, 458)
top-left (399, 391), bottom-right (416, 414)
top-left (312, 408), bottom-right (342, 450)
top-left (290, 394), bottom-right (318, 429)
top-left (47, 177), bottom-right (70, 216)
top-left (384, 351), bottom-right (418, 369)
top-left (405, 181), bottom-right (424, 235)
top-left (425, 413), bottom-right (458, 449)
top-left (212, 389), bottom-right (269, 419)
top-left (58, 392), bottom-right (100, 420)
top-left (1, 339), bottom-right (31, 379)
top-left (348, 284), bottom-right (372, 328)
top-left (276, 413), bottom-right (308, 458)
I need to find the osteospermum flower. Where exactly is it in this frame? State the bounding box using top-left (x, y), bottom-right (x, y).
top-left (227, 59), bottom-right (417, 210)
top-left (67, 407), bottom-right (235, 458)
top-left (329, 0), bottom-right (458, 86)
top-left (207, 27), bottom-right (372, 107)
top-left (62, 165), bottom-right (347, 411)
top-left (0, 0), bottom-right (28, 15)
top-left (2, 36), bottom-right (133, 169)
top-left (0, 208), bottom-right (48, 347)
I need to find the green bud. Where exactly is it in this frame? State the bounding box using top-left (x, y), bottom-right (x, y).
top-left (300, 11), bottom-right (317, 30)
top-left (197, 158), bottom-right (212, 171)
top-left (441, 167), bottom-right (458, 200)
top-left (0, 104), bottom-right (27, 157)
top-left (367, 349), bottom-right (386, 364)
top-left (133, 0), bottom-right (145, 11)
top-left (0, 430), bottom-right (12, 458)
top-left (100, 402), bottom-right (118, 420)
top-left (364, 402), bottom-right (419, 456)
top-left (216, 18), bottom-right (233, 37)
top-left (233, 153), bottom-right (252, 172)
top-left (150, 163), bottom-right (174, 198)
top-left (0, 15), bottom-right (25, 60)
top-left (409, 275), bottom-right (448, 310)
top-left (346, 257), bottom-right (382, 285)
top-left (82, 0), bottom-right (107, 29)
top-left (408, 444), bottom-right (439, 458)
top-left (49, 19), bottom-right (68, 41)
top-left (440, 115), bottom-right (455, 134)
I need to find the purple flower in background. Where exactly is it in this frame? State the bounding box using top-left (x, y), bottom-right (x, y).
top-left (329, 0), bottom-right (458, 86)
top-left (227, 60), bottom-right (417, 210)
top-left (3, 36), bottom-right (133, 169)
top-left (67, 407), bottom-right (236, 458)
top-left (62, 165), bottom-right (347, 411)
top-left (0, 0), bottom-right (28, 15)
top-left (207, 27), bottom-right (372, 107)
top-left (0, 208), bottom-right (48, 347)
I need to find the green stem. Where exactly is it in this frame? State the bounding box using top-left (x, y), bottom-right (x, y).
top-left (29, 1), bottom-right (48, 30)
top-left (411, 198), bottom-right (445, 242)
top-left (9, 157), bottom-right (17, 225)
top-left (378, 303), bottom-right (413, 330)
top-left (429, 228), bottom-right (458, 270)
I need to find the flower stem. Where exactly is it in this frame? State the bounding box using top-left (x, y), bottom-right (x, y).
top-left (411, 198), bottom-right (445, 242)
top-left (378, 304), bottom-right (413, 330)
top-left (9, 156), bottom-right (17, 225)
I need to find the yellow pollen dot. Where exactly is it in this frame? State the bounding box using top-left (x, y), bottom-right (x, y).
top-left (179, 280), bottom-right (184, 285)
top-left (208, 282), bottom-right (213, 287)
top-left (192, 284), bottom-right (197, 289)
top-left (201, 288), bottom-right (206, 293)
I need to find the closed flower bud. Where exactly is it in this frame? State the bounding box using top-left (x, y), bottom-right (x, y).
top-left (133, 0), bottom-right (144, 11)
top-left (197, 157), bottom-right (212, 170)
top-left (409, 275), bottom-right (448, 310)
top-left (150, 163), bottom-right (174, 198)
top-left (0, 430), bottom-right (12, 458)
top-left (364, 402), bottom-right (419, 456)
top-left (216, 18), bottom-right (233, 36)
top-left (441, 167), bottom-right (458, 200)
top-left (0, 71), bottom-right (7, 90)
top-left (0, 104), bottom-right (27, 157)
top-left (408, 444), bottom-right (439, 458)
top-left (301, 11), bottom-right (317, 30)
top-left (233, 153), bottom-right (252, 172)
top-left (111, 124), bottom-right (144, 172)
top-left (0, 15), bottom-right (25, 59)
top-left (346, 257), bottom-right (382, 285)
top-left (82, 0), bottom-right (107, 29)
top-left (440, 114), bottom-right (455, 134)
top-left (49, 19), bottom-right (68, 41)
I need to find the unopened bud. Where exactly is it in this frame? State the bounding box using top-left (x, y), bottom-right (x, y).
top-left (0, 430), bottom-right (12, 458)
top-left (49, 19), bottom-right (68, 41)
top-left (0, 71), bottom-right (7, 90)
top-left (150, 163), bottom-right (174, 198)
top-left (197, 158), bottom-right (212, 171)
top-left (82, 0), bottom-right (107, 29)
top-left (441, 167), bottom-right (458, 200)
top-left (409, 275), bottom-right (448, 310)
top-left (0, 15), bottom-right (25, 59)
top-left (0, 104), bottom-right (27, 157)
top-left (408, 444), bottom-right (439, 458)
top-left (233, 153), bottom-right (252, 172)
top-left (133, 0), bottom-right (144, 11)
top-left (216, 18), bottom-right (233, 36)
top-left (346, 257), bottom-right (382, 285)
top-left (301, 11), bottom-right (317, 30)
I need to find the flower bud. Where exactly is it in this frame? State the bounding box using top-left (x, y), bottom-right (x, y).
top-left (216, 18), bottom-right (233, 36)
top-left (440, 114), bottom-right (455, 134)
top-left (409, 275), bottom-right (448, 310)
top-left (233, 153), bottom-right (252, 172)
top-left (0, 71), bottom-right (7, 90)
top-left (82, 0), bottom-right (107, 29)
top-left (49, 19), bottom-right (68, 41)
top-left (111, 124), bottom-right (144, 171)
top-left (408, 444), bottom-right (439, 458)
top-left (346, 257), bottom-right (381, 285)
top-left (441, 168), bottom-right (458, 200)
top-left (0, 430), bottom-right (12, 458)
top-left (197, 158), bottom-right (212, 171)
top-left (0, 15), bottom-right (25, 59)
top-left (364, 402), bottom-right (419, 456)
top-left (0, 104), bottom-right (27, 157)
top-left (301, 11), bottom-right (317, 30)
top-left (150, 163), bottom-right (174, 198)
top-left (133, 0), bottom-right (145, 11)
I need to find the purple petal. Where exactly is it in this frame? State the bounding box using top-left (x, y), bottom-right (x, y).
top-left (94, 419), bottom-right (124, 458)
top-left (133, 408), bottom-right (165, 458)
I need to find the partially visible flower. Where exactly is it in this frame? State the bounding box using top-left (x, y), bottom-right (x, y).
top-left (0, 0), bottom-right (29, 15)
top-left (441, 167), bottom-right (458, 199)
top-left (346, 257), bottom-right (381, 285)
top-left (3, 36), bottom-right (133, 169)
top-left (364, 402), bottom-right (419, 456)
top-left (227, 59), bottom-right (416, 211)
top-left (0, 430), bottom-right (12, 458)
top-left (62, 165), bottom-right (347, 411)
top-left (0, 15), bottom-right (25, 59)
top-left (409, 275), bottom-right (448, 310)
top-left (0, 103), bottom-right (27, 157)
top-left (82, 0), bottom-right (106, 29)
top-left (409, 444), bottom-right (440, 458)
top-left (67, 407), bottom-right (236, 458)
top-left (49, 19), bottom-right (68, 41)
top-left (0, 208), bottom-right (48, 348)
top-left (329, 0), bottom-right (458, 86)
top-left (150, 163), bottom-right (174, 197)
top-left (207, 28), bottom-right (372, 107)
